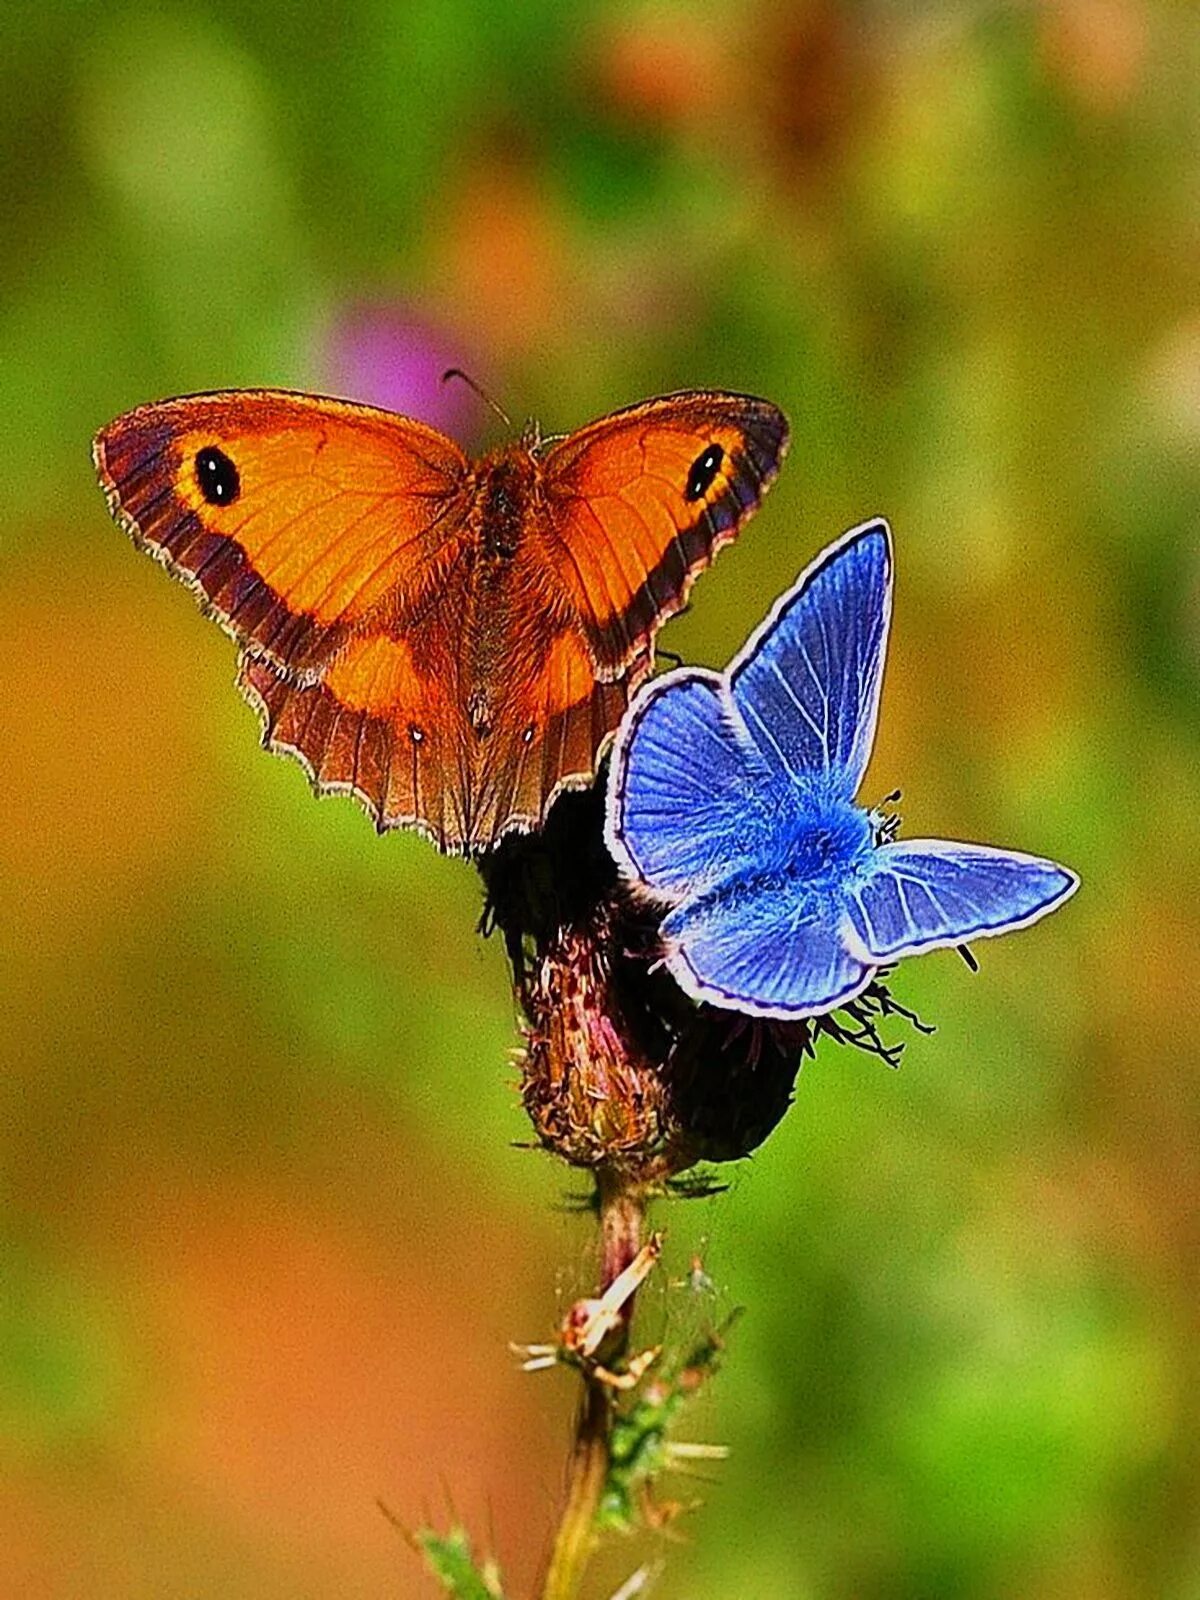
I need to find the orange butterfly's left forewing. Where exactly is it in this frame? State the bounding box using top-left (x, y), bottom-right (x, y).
top-left (94, 390), bottom-right (471, 679)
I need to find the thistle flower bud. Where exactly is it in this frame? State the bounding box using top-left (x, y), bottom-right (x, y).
top-left (518, 902), bottom-right (672, 1169)
top-left (479, 783), bottom-right (874, 1177)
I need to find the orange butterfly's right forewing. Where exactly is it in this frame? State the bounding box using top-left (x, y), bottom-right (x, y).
top-left (536, 391), bottom-right (789, 678)
top-left (93, 390), bottom-right (471, 679)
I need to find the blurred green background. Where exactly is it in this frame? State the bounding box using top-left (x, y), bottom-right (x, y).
top-left (3, 1), bottom-right (1198, 1596)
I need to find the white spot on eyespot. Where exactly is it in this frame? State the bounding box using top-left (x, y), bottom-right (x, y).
top-left (409, 724), bottom-right (424, 744)
top-left (522, 725), bottom-right (535, 744)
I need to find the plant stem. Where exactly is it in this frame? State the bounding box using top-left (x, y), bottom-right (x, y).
top-left (540, 1168), bottom-right (645, 1600)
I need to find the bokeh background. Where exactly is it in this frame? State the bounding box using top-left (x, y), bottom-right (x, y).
top-left (3, 2), bottom-right (1198, 1596)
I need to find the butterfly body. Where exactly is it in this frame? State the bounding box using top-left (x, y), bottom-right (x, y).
top-left (95, 387), bottom-right (787, 853)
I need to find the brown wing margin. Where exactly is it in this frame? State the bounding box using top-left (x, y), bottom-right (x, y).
top-left (237, 652), bottom-right (469, 852)
top-left (94, 389), bottom-right (471, 682)
top-left (535, 391), bottom-right (789, 678)
top-left (238, 645), bottom-right (622, 858)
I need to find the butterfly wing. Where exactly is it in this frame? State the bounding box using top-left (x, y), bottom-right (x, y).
top-left (95, 389), bottom-right (476, 846)
top-left (606, 667), bottom-right (781, 899)
top-left (607, 661), bottom-right (873, 1017)
top-left (236, 591), bottom-right (472, 848)
top-left (661, 876), bottom-right (875, 1019)
top-left (605, 519), bottom-right (884, 1017)
top-left (729, 519), bottom-right (892, 795)
top-left (536, 390), bottom-right (789, 679)
top-left (461, 628), bottom-right (646, 850)
top-left (842, 840), bottom-right (1080, 963)
top-left (94, 390), bottom-right (470, 675)
top-left (457, 388), bottom-right (788, 848)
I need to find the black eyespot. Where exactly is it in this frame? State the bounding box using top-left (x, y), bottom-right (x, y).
top-left (685, 444), bottom-right (724, 502)
top-left (195, 446), bottom-right (240, 506)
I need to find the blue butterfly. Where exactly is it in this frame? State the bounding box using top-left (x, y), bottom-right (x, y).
top-left (605, 519), bottom-right (1079, 1019)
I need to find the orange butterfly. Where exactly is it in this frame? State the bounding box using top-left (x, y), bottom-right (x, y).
top-left (94, 388), bottom-right (788, 854)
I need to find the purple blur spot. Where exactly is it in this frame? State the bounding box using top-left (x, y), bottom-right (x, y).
top-left (321, 304), bottom-right (482, 443)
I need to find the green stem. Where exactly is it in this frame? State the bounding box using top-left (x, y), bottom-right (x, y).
top-left (540, 1169), bottom-right (645, 1600)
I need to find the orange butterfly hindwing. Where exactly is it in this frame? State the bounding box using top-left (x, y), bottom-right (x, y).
top-left (94, 387), bottom-right (788, 853)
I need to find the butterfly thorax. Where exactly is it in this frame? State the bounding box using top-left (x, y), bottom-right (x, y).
top-left (472, 447), bottom-right (537, 562)
top-left (783, 796), bottom-right (873, 887)
top-left (683, 797), bottom-right (873, 921)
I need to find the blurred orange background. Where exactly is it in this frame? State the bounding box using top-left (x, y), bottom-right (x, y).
top-left (2, 2), bottom-right (1198, 1596)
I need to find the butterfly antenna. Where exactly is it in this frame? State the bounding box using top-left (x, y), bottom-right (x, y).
top-left (441, 367), bottom-right (511, 429)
